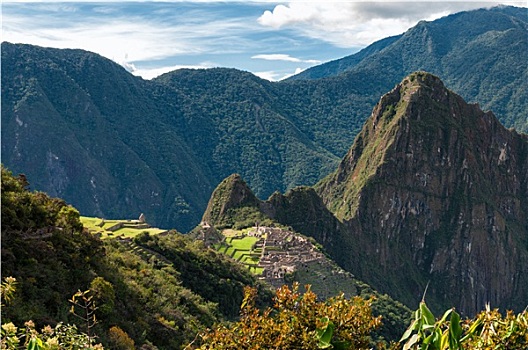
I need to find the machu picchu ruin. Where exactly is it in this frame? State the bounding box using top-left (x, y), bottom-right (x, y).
top-left (197, 224), bottom-right (358, 299)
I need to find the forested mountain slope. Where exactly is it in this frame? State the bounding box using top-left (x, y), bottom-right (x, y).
top-left (289, 6), bottom-right (528, 132)
top-left (2, 6), bottom-right (526, 231)
top-left (0, 166), bottom-right (272, 349)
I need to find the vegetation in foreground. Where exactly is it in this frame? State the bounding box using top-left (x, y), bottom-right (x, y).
top-left (0, 165), bottom-right (271, 349)
top-left (195, 283), bottom-right (528, 349)
top-left (2, 165), bottom-right (527, 349)
top-left (3, 275), bottom-right (527, 349)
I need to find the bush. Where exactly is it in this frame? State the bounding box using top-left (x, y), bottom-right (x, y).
top-left (197, 283), bottom-right (381, 349)
top-left (108, 326), bottom-right (135, 350)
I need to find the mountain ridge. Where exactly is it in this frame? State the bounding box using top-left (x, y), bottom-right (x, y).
top-left (290, 5), bottom-right (527, 132)
top-left (2, 6), bottom-right (526, 231)
top-left (315, 72), bottom-right (528, 314)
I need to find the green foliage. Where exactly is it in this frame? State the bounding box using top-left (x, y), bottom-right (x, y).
top-left (1, 320), bottom-right (104, 350)
top-left (399, 301), bottom-right (528, 349)
top-left (1, 277), bottom-right (17, 306)
top-left (1, 166), bottom-right (66, 232)
top-left (1, 166), bottom-right (104, 326)
top-left (89, 278), bottom-right (115, 318)
top-left (1, 278), bottom-right (103, 350)
top-left (56, 206), bottom-right (83, 234)
top-left (132, 232), bottom-right (272, 319)
top-left (197, 283), bottom-right (382, 349)
top-left (1, 168), bottom-right (274, 349)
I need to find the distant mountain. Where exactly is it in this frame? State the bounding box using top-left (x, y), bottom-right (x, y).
top-left (203, 72), bottom-right (528, 315)
top-left (2, 6), bottom-right (526, 232)
top-left (1, 44), bottom-right (337, 231)
top-left (289, 6), bottom-right (528, 132)
top-left (1, 43), bottom-right (214, 231)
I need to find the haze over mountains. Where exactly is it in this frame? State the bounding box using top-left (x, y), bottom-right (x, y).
top-left (1, 5), bottom-right (526, 234)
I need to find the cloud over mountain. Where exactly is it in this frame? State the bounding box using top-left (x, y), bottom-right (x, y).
top-left (257, 1), bottom-right (523, 46)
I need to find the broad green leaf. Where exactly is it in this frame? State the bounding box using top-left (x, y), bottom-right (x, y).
top-left (316, 317), bottom-right (335, 349)
top-left (420, 301), bottom-right (436, 325)
top-left (26, 337), bottom-right (43, 350)
top-left (439, 308), bottom-right (453, 324)
top-left (449, 310), bottom-right (462, 349)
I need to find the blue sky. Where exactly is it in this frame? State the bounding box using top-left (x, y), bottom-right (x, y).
top-left (3, 1), bottom-right (526, 81)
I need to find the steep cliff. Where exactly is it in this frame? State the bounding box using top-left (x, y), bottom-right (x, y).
top-left (315, 72), bottom-right (528, 314)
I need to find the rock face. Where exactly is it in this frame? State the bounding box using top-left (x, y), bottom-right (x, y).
top-left (314, 72), bottom-right (528, 314)
top-left (203, 72), bottom-right (528, 315)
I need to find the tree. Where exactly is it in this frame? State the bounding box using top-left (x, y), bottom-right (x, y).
top-left (197, 282), bottom-right (382, 349)
top-left (56, 205), bottom-right (83, 234)
top-left (90, 277), bottom-right (116, 318)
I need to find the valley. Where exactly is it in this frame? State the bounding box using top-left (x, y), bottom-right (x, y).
top-left (1, 4), bottom-right (527, 349)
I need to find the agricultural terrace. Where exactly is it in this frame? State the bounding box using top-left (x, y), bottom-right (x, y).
top-left (81, 216), bottom-right (167, 240)
top-left (216, 231), bottom-right (263, 275)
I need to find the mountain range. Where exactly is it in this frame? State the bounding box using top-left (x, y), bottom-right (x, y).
top-left (2, 6), bottom-right (527, 232)
top-left (202, 71), bottom-right (528, 316)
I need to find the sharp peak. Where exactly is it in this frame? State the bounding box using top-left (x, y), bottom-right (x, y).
top-left (390, 72), bottom-right (448, 101)
top-left (369, 72), bottom-right (449, 129)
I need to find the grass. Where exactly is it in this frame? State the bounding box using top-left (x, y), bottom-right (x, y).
top-left (80, 216), bottom-right (167, 240)
top-left (214, 229), bottom-right (265, 276)
top-left (229, 236), bottom-right (258, 250)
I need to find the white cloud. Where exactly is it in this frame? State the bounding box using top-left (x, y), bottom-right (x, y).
top-left (254, 70), bottom-right (282, 81)
top-left (2, 3), bottom-right (268, 70)
top-left (258, 1), bottom-right (526, 47)
top-left (254, 67), bottom-right (305, 81)
top-left (252, 54), bottom-right (320, 64)
top-left (129, 63), bottom-right (216, 80)
top-left (4, 1), bottom-right (525, 81)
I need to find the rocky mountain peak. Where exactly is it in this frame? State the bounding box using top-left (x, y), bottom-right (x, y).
top-left (314, 72), bottom-right (528, 314)
top-left (199, 72), bottom-right (528, 315)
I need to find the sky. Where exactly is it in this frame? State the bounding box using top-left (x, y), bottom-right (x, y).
top-left (2, 1), bottom-right (526, 81)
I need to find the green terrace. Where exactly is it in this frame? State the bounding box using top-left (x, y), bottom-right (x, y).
top-left (215, 231), bottom-right (264, 275)
top-left (81, 216), bottom-right (168, 239)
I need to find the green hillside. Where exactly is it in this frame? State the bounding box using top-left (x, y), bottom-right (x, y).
top-left (289, 6), bottom-right (528, 132)
top-left (0, 166), bottom-right (272, 349)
